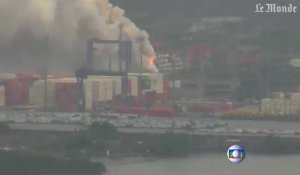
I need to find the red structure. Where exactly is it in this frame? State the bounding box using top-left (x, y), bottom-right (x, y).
top-left (4, 75), bottom-right (37, 106)
top-left (113, 106), bottom-right (173, 117)
top-left (185, 44), bottom-right (219, 69)
top-left (55, 82), bottom-right (79, 112)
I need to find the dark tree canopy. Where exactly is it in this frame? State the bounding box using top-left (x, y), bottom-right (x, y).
top-left (0, 152), bottom-right (106, 175)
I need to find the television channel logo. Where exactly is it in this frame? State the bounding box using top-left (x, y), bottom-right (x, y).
top-left (227, 145), bottom-right (246, 163)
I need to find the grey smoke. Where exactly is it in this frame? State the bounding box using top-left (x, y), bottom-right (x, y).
top-left (0, 0), bottom-right (158, 74)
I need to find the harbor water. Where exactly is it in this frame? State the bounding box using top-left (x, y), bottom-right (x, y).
top-left (102, 154), bottom-right (300, 175)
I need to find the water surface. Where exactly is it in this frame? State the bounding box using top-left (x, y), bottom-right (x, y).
top-left (103, 154), bottom-right (300, 175)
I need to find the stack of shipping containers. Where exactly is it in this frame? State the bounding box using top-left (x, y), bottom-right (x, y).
top-left (127, 73), bottom-right (165, 100)
top-left (84, 73), bottom-right (167, 111)
top-left (290, 93), bottom-right (300, 114)
top-left (29, 79), bottom-right (57, 109)
top-left (0, 85), bottom-right (5, 107)
top-left (0, 73), bottom-right (169, 113)
top-left (261, 92), bottom-right (300, 115)
top-left (55, 78), bottom-right (79, 112)
top-left (5, 75), bottom-right (39, 106)
top-left (84, 76), bottom-right (118, 111)
top-left (29, 77), bottom-right (79, 111)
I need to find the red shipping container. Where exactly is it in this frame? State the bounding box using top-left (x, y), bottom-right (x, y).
top-left (113, 106), bottom-right (173, 117)
top-left (127, 80), bottom-right (132, 96)
top-left (185, 45), bottom-right (219, 69)
top-left (148, 108), bottom-right (173, 117)
top-left (159, 80), bottom-right (169, 100)
top-left (5, 78), bottom-right (31, 106)
top-left (55, 82), bottom-right (79, 112)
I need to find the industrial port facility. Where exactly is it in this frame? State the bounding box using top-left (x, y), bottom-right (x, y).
top-left (0, 0), bottom-right (300, 136)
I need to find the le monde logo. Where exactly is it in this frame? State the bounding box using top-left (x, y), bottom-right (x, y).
top-left (255, 3), bottom-right (298, 13)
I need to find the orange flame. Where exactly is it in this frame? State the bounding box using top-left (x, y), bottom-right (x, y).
top-left (148, 56), bottom-right (156, 65)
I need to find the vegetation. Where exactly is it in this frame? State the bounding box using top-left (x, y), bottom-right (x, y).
top-left (66, 131), bottom-right (92, 150)
top-left (66, 122), bottom-right (119, 152)
top-left (0, 152), bottom-right (106, 175)
top-left (87, 122), bottom-right (119, 141)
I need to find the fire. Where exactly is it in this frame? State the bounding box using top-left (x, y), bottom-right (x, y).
top-left (148, 56), bottom-right (156, 65)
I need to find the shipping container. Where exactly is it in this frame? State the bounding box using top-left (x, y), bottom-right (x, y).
top-left (290, 93), bottom-right (300, 114)
top-left (128, 76), bottom-right (138, 96)
top-left (113, 76), bottom-right (122, 96)
top-left (29, 80), bottom-right (56, 108)
top-left (156, 80), bottom-right (169, 100)
top-left (55, 81), bottom-right (79, 112)
top-left (99, 79), bottom-right (107, 101)
top-left (0, 73), bottom-right (16, 80)
top-left (148, 107), bottom-right (173, 117)
top-left (0, 86), bottom-right (5, 106)
top-left (150, 74), bottom-right (163, 93)
top-left (84, 80), bottom-right (93, 110)
top-left (105, 78), bottom-right (114, 100)
top-left (174, 80), bottom-right (181, 88)
top-left (113, 106), bottom-right (173, 117)
top-left (262, 97), bottom-right (294, 115)
top-left (274, 98), bottom-right (285, 113)
top-left (128, 73), bottom-right (164, 97)
top-left (289, 59), bottom-right (300, 67)
top-left (169, 81), bottom-right (174, 88)
top-left (84, 76), bottom-right (116, 111)
top-left (272, 92), bottom-right (285, 98)
top-left (5, 77), bottom-right (31, 106)
top-left (261, 98), bottom-right (272, 113)
top-left (283, 99), bottom-right (293, 115)
top-left (86, 75), bottom-right (122, 98)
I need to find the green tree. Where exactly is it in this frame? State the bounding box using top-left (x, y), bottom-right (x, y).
top-left (66, 131), bottom-right (92, 150)
top-left (0, 152), bottom-right (106, 175)
top-left (87, 122), bottom-right (119, 141)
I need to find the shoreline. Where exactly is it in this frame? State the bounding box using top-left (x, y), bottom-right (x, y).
top-left (221, 115), bottom-right (300, 122)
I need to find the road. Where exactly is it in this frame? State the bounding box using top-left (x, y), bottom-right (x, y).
top-left (7, 122), bottom-right (300, 138)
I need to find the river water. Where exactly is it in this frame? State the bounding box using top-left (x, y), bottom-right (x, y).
top-left (102, 154), bottom-right (300, 175)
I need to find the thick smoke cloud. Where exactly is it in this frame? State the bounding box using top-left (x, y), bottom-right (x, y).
top-left (0, 0), bottom-right (158, 74)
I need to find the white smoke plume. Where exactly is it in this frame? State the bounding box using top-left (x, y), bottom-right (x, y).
top-left (0, 0), bottom-right (158, 74)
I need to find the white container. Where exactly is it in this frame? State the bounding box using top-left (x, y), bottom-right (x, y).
top-left (29, 80), bottom-right (56, 108)
top-left (105, 79), bottom-right (113, 100)
top-left (150, 74), bottom-right (163, 93)
top-left (0, 73), bottom-right (16, 80)
top-left (272, 92), bottom-right (285, 98)
top-left (84, 80), bottom-right (93, 110)
top-left (274, 98), bottom-right (285, 114)
top-left (174, 80), bottom-right (181, 88)
top-left (84, 79), bottom-right (105, 110)
top-left (284, 99), bottom-right (293, 115)
top-left (0, 86), bottom-right (5, 106)
top-left (128, 73), bottom-right (164, 93)
top-left (291, 93), bottom-right (300, 107)
top-left (261, 98), bottom-right (272, 113)
top-left (128, 76), bottom-right (138, 96)
top-left (99, 80), bottom-right (107, 101)
top-left (290, 93), bottom-right (300, 114)
top-left (289, 59), bottom-right (300, 67)
top-left (84, 77), bottom-right (116, 110)
top-left (113, 76), bottom-right (122, 96)
top-left (55, 77), bottom-right (77, 83)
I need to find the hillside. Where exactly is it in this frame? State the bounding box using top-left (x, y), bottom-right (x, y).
top-left (111, 0), bottom-right (300, 39)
